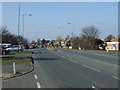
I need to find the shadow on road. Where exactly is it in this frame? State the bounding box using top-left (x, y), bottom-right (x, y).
top-left (34, 51), bottom-right (49, 54)
top-left (33, 57), bottom-right (61, 61)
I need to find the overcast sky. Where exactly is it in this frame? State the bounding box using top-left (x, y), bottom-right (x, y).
top-left (2, 2), bottom-right (118, 41)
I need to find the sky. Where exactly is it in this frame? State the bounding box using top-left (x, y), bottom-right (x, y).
top-left (2, 2), bottom-right (118, 42)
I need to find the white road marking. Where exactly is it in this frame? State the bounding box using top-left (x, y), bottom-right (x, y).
top-left (58, 50), bottom-right (63, 52)
top-left (68, 59), bottom-right (78, 63)
top-left (82, 65), bottom-right (101, 72)
top-left (92, 86), bottom-right (96, 89)
top-left (62, 56), bottom-right (67, 59)
top-left (113, 76), bottom-right (120, 80)
top-left (92, 86), bottom-right (101, 90)
top-left (68, 58), bottom-right (73, 61)
top-left (36, 82), bottom-right (41, 88)
top-left (34, 75), bottom-right (38, 79)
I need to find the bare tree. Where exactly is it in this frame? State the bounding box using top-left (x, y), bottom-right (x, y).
top-left (81, 26), bottom-right (100, 49)
top-left (56, 36), bottom-right (62, 41)
top-left (1, 26), bottom-right (29, 46)
top-left (81, 26), bottom-right (100, 38)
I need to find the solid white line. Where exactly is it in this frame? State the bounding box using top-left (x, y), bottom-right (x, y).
top-left (36, 82), bottom-right (41, 88)
top-left (113, 76), bottom-right (120, 80)
top-left (67, 58), bottom-right (78, 63)
top-left (68, 58), bottom-right (73, 61)
top-left (72, 60), bottom-right (78, 63)
top-left (34, 75), bottom-right (38, 79)
top-left (82, 65), bottom-right (101, 72)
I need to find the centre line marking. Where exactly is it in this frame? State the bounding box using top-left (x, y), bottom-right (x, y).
top-left (82, 65), bottom-right (101, 72)
top-left (36, 82), bottom-right (41, 88)
top-left (62, 56), bottom-right (67, 58)
top-left (34, 75), bottom-right (38, 79)
top-left (113, 76), bottom-right (120, 80)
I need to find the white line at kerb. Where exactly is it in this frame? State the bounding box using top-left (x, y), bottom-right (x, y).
top-left (83, 65), bottom-right (101, 72)
top-left (34, 75), bottom-right (38, 79)
top-left (68, 59), bottom-right (78, 63)
top-left (113, 76), bottom-right (120, 80)
top-left (36, 82), bottom-right (41, 88)
top-left (92, 86), bottom-right (96, 89)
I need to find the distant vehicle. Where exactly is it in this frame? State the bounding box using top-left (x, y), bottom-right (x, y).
top-left (29, 44), bottom-right (38, 49)
top-left (0, 43), bottom-right (12, 49)
top-left (2, 43), bottom-right (12, 48)
top-left (6, 45), bottom-right (24, 52)
top-left (29, 45), bottom-right (34, 49)
top-left (0, 46), bottom-right (10, 55)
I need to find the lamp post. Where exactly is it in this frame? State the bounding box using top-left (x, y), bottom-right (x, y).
top-left (17, 3), bottom-right (20, 52)
top-left (68, 23), bottom-right (75, 49)
top-left (23, 14), bottom-right (32, 38)
top-left (68, 23), bottom-right (74, 38)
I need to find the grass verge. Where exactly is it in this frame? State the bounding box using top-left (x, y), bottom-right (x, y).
top-left (9, 51), bottom-right (32, 55)
top-left (2, 57), bottom-right (31, 65)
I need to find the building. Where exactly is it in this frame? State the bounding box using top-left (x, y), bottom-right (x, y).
top-left (105, 38), bottom-right (120, 50)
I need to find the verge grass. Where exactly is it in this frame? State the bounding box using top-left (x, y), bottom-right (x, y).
top-left (9, 51), bottom-right (32, 55)
top-left (1, 57), bottom-right (31, 65)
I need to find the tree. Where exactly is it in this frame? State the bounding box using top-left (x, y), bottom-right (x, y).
top-left (81, 26), bottom-right (100, 38)
top-left (56, 36), bottom-right (62, 41)
top-left (31, 40), bottom-right (36, 44)
top-left (37, 39), bottom-right (40, 45)
top-left (81, 26), bottom-right (100, 49)
top-left (72, 37), bottom-right (80, 49)
top-left (0, 26), bottom-right (29, 46)
top-left (65, 35), bottom-right (70, 39)
top-left (104, 34), bottom-right (115, 42)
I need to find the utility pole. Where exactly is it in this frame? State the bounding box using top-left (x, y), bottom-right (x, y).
top-left (18, 3), bottom-right (20, 52)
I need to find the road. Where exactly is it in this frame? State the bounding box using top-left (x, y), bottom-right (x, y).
top-left (2, 47), bottom-right (119, 88)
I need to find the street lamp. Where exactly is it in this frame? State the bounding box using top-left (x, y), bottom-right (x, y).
top-left (23, 14), bottom-right (32, 38)
top-left (68, 23), bottom-right (74, 38)
top-left (17, 3), bottom-right (20, 52)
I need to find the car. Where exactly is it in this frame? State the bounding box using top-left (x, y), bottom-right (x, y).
top-left (0, 46), bottom-right (10, 55)
top-left (6, 45), bottom-right (24, 52)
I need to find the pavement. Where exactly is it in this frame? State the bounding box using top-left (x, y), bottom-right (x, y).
top-left (1, 52), bottom-right (34, 80)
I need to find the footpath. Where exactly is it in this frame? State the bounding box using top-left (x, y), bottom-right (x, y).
top-left (0, 52), bottom-right (34, 80)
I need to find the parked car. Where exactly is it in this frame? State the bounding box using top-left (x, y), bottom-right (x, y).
top-left (1, 43), bottom-right (12, 48)
top-left (29, 45), bottom-right (34, 49)
top-left (6, 45), bottom-right (24, 52)
top-left (0, 46), bottom-right (10, 55)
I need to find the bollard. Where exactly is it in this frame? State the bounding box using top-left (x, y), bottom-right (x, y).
top-left (106, 49), bottom-right (109, 52)
top-left (13, 61), bottom-right (16, 74)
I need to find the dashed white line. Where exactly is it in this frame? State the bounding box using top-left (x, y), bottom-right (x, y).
top-left (82, 64), bottom-right (101, 72)
top-left (62, 56), bottom-right (67, 59)
top-left (36, 82), bottom-right (41, 88)
top-left (92, 86), bottom-right (96, 89)
top-left (62, 56), bottom-right (78, 63)
top-left (113, 76), bottom-right (120, 80)
top-left (34, 75), bottom-right (38, 79)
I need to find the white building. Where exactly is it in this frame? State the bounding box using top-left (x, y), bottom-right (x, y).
top-left (105, 41), bottom-right (119, 50)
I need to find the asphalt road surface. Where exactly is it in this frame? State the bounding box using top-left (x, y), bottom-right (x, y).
top-left (2, 47), bottom-right (119, 89)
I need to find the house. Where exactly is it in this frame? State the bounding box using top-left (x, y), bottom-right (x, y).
top-left (105, 38), bottom-right (120, 50)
